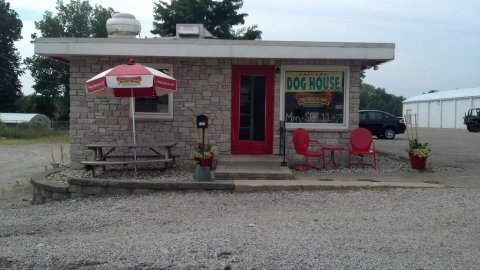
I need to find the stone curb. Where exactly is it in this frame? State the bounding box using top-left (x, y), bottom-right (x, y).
top-left (31, 167), bottom-right (70, 204)
top-left (31, 167), bottom-right (69, 193)
top-left (233, 180), bottom-right (445, 192)
top-left (30, 166), bottom-right (446, 205)
top-left (30, 167), bottom-right (236, 204)
top-left (67, 177), bottom-right (235, 191)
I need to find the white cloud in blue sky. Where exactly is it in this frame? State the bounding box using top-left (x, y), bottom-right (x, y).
top-left (10, 0), bottom-right (480, 98)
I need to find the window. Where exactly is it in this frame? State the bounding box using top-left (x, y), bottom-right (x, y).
top-left (239, 75), bottom-right (266, 141)
top-left (369, 112), bottom-right (383, 121)
top-left (133, 64), bottom-right (174, 120)
top-left (359, 112), bottom-right (368, 121)
top-left (281, 66), bottom-right (349, 130)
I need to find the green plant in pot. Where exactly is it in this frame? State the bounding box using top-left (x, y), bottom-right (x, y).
top-left (192, 143), bottom-right (217, 182)
top-left (404, 114), bottom-right (432, 170)
top-left (407, 139), bottom-right (431, 158)
top-left (191, 143), bottom-right (217, 168)
top-left (406, 139), bottom-right (431, 170)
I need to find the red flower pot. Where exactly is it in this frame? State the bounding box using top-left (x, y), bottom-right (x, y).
top-left (194, 156), bottom-right (213, 169)
top-left (409, 153), bottom-right (427, 170)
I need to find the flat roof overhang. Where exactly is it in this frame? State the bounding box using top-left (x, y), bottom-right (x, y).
top-left (34, 37), bottom-right (395, 65)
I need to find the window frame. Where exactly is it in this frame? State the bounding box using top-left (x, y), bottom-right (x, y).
top-left (280, 65), bottom-right (350, 130)
top-left (131, 63), bottom-right (174, 120)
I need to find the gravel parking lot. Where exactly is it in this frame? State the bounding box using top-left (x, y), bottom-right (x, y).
top-left (0, 143), bottom-right (69, 204)
top-left (1, 189), bottom-right (479, 269)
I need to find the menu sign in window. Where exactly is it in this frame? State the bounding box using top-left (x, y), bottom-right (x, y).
top-left (284, 71), bottom-right (345, 123)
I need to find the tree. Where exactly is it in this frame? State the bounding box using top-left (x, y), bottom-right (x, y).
top-left (25, 0), bottom-right (115, 120)
top-left (15, 94), bottom-right (40, 113)
top-left (151, 0), bottom-right (261, 40)
top-left (24, 55), bottom-right (69, 118)
top-left (360, 83), bottom-right (406, 116)
top-left (0, 0), bottom-right (24, 112)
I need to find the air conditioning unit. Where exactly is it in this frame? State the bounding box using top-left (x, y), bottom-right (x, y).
top-left (176, 24), bottom-right (214, 39)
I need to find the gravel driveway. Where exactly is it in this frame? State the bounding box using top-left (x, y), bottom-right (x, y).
top-left (1, 189), bottom-right (479, 269)
top-left (0, 143), bottom-right (69, 204)
top-left (374, 128), bottom-right (480, 170)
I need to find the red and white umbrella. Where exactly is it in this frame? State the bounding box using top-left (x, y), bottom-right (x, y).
top-left (85, 59), bottom-right (177, 174)
top-left (86, 58), bottom-right (176, 97)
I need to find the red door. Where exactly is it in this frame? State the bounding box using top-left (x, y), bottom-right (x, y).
top-left (231, 65), bottom-right (275, 154)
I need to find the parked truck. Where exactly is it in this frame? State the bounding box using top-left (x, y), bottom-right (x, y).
top-left (464, 108), bottom-right (480, 132)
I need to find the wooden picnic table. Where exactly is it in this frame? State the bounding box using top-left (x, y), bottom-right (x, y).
top-left (81, 141), bottom-right (177, 176)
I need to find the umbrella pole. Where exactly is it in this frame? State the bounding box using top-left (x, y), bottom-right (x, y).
top-left (130, 90), bottom-right (137, 177)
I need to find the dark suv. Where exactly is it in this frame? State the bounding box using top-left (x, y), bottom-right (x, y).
top-left (359, 110), bottom-right (406, 139)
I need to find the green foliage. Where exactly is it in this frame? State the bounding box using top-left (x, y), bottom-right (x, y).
top-left (24, 0), bottom-right (115, 120)
top-left (0, 0), bottom-right (24, 112)
top-left (0, 120), bottom-right (7, 131)
top-left (191, 143), bottom-right (217, 159)
top-left (151, 0), bottom-right (261, 40)
top-left (1, 120), bottom-right (68, 143)
top-left (407, 139), bottom-right (431, 158)
top-left (405, 122), bottom-right (431, 158)
top-left (360, 83), bottom-right (405, 116)
top-left (23, 56), bottom-right (69, 119)
top-left (91, 5), bottom-right (115, 37)
top-left (0, 122), bottom-right (58, 139)
top-left (32, 0), bottom-right (115, 38)
top-left (15, 94), bottom-right (44, 114)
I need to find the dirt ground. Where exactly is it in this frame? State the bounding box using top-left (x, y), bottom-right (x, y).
top-left (0, 143), bottom-right (69, 207)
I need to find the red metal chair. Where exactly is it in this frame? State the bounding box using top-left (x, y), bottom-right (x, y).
top-left (348, 128), bottom-right (377, 169)
top-left (292, 128), bottom-right (326, 170)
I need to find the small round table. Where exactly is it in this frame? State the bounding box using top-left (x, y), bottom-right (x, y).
top-left (323, 145), bottom-right (345, 168)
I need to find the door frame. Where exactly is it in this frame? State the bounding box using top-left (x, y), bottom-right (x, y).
top-left (231, 65), bottom-right (275, 155)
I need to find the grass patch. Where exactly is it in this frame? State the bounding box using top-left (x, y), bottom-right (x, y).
top-left (0, 133), bottom-right (69, 144)
top-left (0, 121), bottom-right (68, 144)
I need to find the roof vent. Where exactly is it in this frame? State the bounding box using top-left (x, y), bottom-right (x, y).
top-left (106, 13), bottom-right (141, 38)
top-left (176, 24), bottom-right (214, 39)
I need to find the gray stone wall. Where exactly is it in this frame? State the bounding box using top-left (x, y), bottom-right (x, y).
top-left (30, 168), bottom-right (235, 205)
top-left (31, 168), bottom-right (70, 204)
top-left (69, 56), bottom-right (361, 166)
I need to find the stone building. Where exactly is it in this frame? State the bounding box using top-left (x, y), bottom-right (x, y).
top-left (34, 15), bottom-right (395, 167)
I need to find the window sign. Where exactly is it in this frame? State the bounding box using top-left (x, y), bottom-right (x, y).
top-left (284, 71), bottom-right (345, 124)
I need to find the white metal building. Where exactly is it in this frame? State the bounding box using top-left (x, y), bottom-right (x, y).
top-left (402, 87), bottom-right (480, 129)
top-left (0, 113), bottom-right (51, 128)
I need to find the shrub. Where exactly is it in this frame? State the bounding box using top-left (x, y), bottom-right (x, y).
top-left (0, 123), bottom-right (54, 139)
top-left (0, 120), bottom-right (6, 132)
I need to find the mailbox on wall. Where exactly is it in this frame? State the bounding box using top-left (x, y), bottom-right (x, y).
top-left (196, 115), bottom-right (208, 128)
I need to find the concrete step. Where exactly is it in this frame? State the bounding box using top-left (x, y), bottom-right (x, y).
top-left (214, 155), bottom-right (294, 180)
top-left (217, 155), bottom-right (287, 167)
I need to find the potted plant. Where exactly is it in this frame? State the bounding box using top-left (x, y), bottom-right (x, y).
top-left (191, 143), bottom-right (217, 169)
top-left (404, 113), bottom-right (432, 170)
top-left (407, 138), bottom-right (432, 169)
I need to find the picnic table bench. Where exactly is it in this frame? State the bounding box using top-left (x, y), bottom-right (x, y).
top-left (81, 142), bottom-right (177, 176)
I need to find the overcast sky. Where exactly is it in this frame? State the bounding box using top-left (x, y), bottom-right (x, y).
top-left (10, 0), bottom-right (480, 98)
